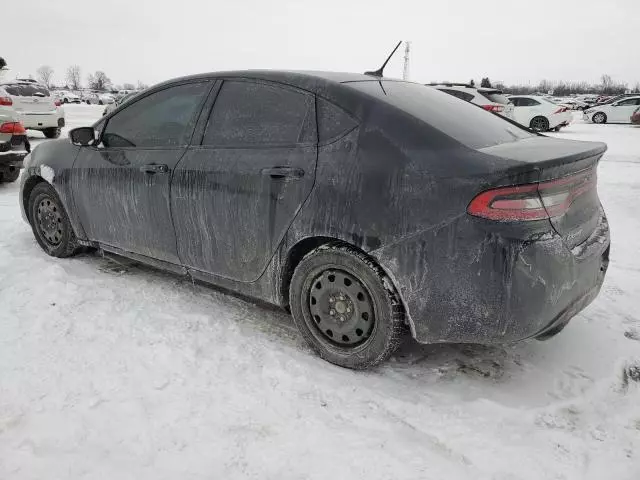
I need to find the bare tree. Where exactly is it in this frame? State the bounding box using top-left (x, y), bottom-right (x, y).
top-left (66, 65), bottom-right (82, 90)
top-left (87, 71), bottom-right (112, 91)
top-left (480, 77), bottom-right (492, 88)
top-left (633, 83), bottom-right (640, 94)
top-left (36, 65), bottom-right (54, 88)
top-left (136, 80), bottom-right (149, 90)
top-left (122, 82), bottom-right (135, 90)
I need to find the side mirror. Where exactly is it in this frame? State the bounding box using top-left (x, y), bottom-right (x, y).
top-left (69, 127), bottom-right (95, 146)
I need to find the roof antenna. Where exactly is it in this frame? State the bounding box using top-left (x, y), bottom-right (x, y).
top-left (364, 41), bottom-right (403, 78)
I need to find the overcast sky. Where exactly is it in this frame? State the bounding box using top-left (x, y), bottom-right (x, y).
top-left (4, 0), bottom-right (639, 88)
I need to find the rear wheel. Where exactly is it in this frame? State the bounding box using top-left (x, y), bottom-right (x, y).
top-left (289, 243), bottom-right (405, 369)
top-left (43, 127), bottom-right (61, 139)
top-left (28, 182), bottom-right (79, 258)
top-left (530, 116), bottom-right (550, 132)
top-left (592, 112), bottom-right (607, 124)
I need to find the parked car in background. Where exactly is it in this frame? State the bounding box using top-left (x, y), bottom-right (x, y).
top-left (54, 91), bottom-right (81, 104)
top-left (428, 83), bottom-right (515, 119)
top-left (0, 109), bottom-right (29, 183)
top-left (508, 95), bottom-right (572, 132)
top-left (20, 71), bottom-right (610, 369)
top-left (102, 90), bottom-right (139, 116)
top-left (583, 96), bottom-right (640, 124)
top-left (1, 82), bottom-right (65, 138)
top-left (550, 97), bottom-right (589, 111)
top-left (631, 106), bottom-right (640, 125)
top-left (81, 92), bottom-right (100, 104)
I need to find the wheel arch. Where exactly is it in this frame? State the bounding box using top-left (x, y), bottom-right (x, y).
top-left (22, 175), bottom-right (48, 222)
top-left (279, 236), bottom-right (409, 330)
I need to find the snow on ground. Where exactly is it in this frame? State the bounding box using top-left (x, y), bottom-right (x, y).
top-left (1, 108), bottom-right (639, 479)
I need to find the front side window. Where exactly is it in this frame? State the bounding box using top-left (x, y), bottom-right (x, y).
top-left (102, 82), bottom-right (209, 148)
top-left (617, 98), bottom-right (640, 106)
top-left (203, 80), bottom-right (314, 146)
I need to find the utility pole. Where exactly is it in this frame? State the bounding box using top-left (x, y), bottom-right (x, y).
top-left (402, 41), bottom-right (411, 81)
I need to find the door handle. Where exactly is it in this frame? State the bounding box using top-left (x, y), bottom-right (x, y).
top-left (260, 166), bottom-right (305, 180)
top-left (140, 164), bottom-right (169, 174)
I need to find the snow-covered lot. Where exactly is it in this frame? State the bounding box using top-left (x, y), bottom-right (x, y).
top-left (1, 107), bottom-right (639, 479)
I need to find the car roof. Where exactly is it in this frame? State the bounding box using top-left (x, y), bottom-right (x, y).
top-left (155, 70), bottom-right (405, 93)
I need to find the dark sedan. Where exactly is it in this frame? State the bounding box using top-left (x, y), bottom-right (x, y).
top-left (19, 71), bottom-right (610, 369)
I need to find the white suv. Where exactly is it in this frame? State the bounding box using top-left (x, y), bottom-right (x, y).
top-left (508, 95), bottom-right (572, 132)
top-left (428, 83), bottom-right (515, 120)
top-left (0, 82), bottom-right (65, 138)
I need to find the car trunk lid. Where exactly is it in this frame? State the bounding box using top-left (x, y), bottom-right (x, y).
top-left (479, 136), bottom-right (607, 249)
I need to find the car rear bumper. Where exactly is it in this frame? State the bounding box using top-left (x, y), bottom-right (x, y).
top-left (375, 210), bottom-right (610, 345)
top-left (0, 136), bottom-right (28, 169)
top-left (22, 112), bottom-right (61, 129)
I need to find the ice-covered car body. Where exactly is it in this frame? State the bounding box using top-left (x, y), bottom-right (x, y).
top-left (20, 70), bottom-right (610, 352)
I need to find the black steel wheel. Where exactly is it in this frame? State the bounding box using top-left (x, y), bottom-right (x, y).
top-left (530, 116), bottom-right (550, 132)
top-left (28, 182), bottom-right (79, 257)
top-left (308, 269), bottom-right (375, 346)
top-left (290, 243), bottom-right (405, 369)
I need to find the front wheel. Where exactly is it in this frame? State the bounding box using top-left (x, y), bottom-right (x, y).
top-left (592, 112), bottom-right (607, 124)
top-left (289, 243), bottom-right (405, 369)
top-left (43, 127), bottom-right (61, 139)
top-left (530, 116), bottom-right (550, 132)
top-left (28, 182), bottom-right (79, 257)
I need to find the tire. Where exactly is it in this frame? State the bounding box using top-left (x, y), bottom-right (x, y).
top-left (63, 98), bottom-right (68, 104)
top-left (98, 100), bottom-right (103, 105)
top-left (530, 116), bottom-right (550, 132)
top-left (289, 242), bottom-right (405, 369)
top-left (28, 182), bottom-right (79, 258)
top-left (43, 127), bottom-right (61, 139)
top-left (0, 169), bottom-right (20, 183)
top-left (592, 112), bottom-right (607, 124)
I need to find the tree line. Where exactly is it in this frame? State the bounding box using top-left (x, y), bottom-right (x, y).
top-left (475, 74), bottom-right (640, 96)
top-left (35, 64), bottom-right (148, 92)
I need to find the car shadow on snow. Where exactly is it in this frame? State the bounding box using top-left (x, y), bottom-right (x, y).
top-left (89, 251), bottom-right (537, 381)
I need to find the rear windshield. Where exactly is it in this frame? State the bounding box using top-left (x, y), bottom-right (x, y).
top-left (348, 81), bottom-right (532, 149)
top-left (478, 90), bottom-right (511, 105)
top-left (3, 84), bottom-right (50, 97)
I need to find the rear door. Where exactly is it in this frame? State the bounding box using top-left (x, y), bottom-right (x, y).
top-left (171, 79), bottom-right (317, 282)
top-left (72, 81), bottom-right (211, 263)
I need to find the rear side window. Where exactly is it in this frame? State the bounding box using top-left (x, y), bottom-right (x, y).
top-left (439, 89), bottom-right (474, 102)
top-left (203, 80), bottom-right (314, 146)
top-left (617, 98), bottom-right (640, 106)
top-left (317, 97), bottom-right (357, 142)
top-left (102, 82), bottom-right (209, 148)
top-left (479, 90), bottom-right (510, 105)
top-left (4, 84), bottom-right (50, 97)
top-left (350, 81), bottom-right (532, 149)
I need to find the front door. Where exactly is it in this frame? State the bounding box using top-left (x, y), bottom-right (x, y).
top-left (609, 98), bottom-right (640, 123)
top-left (71, 81), bottom-right (211, 264)
top-left (171, 79), bottom-right (318, 282)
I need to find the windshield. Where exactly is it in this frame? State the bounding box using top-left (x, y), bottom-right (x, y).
top-left (348, 81), bottom-right (533, 149)
top-left (3, 84), bottom-right (50, 97)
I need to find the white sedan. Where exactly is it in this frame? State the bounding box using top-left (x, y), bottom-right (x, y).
top-left (508, 95), bottom-right (572, 132)
top-left (583, 96), bottom-right (640, 124)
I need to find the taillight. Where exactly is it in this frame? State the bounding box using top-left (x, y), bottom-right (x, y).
top-left (54, 100), bottom-right (62, 107)
top-left (554, 107), bottom-right (568, 113)
top-left (467, 169), bottom-right (596, 221)
top-left (0, 96), bottom-right (12, 106)
top-left (482, 104), bottom-right (504, 113)
top-left (0, 121), bottom-right (27, 135)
